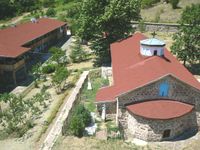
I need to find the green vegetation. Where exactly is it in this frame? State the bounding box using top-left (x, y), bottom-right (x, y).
top-left (69, 38), bottom-right (87, 63)
top-left (138, 20), bottom-right (146, 33)
top-left (46, 8), bottom-right (56, 17)
top-left (169, 0), bottom-right (179, 9)
top-left (141, 0), bottom-right (160, 8)
top-left (0, 0), bottom-right (40, 19)
top-left (49, 47), bottom-right (66, 64)
top-left (81, 75), bottom-right (109, 112)
top-left (52, 66), bottom-right (69, 93)
top-left (171, 4), bottom-right (200, 66)
top-left (77, 0), bottom-right (140, 66)
top-left (69, 104), bottom-right (91, 137)
top-left (0, 91), bottom-right (49, 138)
top-left (42, 0), bottom-right (56, 7)
top-left (36, 90), bottom-right (69, 141)
top-left (52, 136), bottom-right (142, 150)
top-left (42, 64), bottom-right (56, 74)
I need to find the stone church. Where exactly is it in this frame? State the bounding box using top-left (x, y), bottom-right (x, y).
top-left (96, 32), bottom-right (200, 141)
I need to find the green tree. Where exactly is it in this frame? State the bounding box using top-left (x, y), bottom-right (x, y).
top-left (141, 0), bottom-right (160, 9)
top-left (69, 104), bottom-right (91, 137)
top-left (70, 38), bottom-right (87, 63)
top-left (0, 0), bottom-right (14, 19)
top-left (31, 63), bottom-right (42, 87)
top-left (52, 66), bottom-right (69, 93)
top-left (42, 0), bottom-right (55, 7)
top-left (138, 20), bottom-right (146, 33)
top-left (46, 8), bottom-right (56, 17)
top-left (0, 93), bottom-right (40, 137)
top-left (49, 47), bottom-right (66, 64)
top-left (69, 115), bottom-right (85, 137)
top-left (169, 0), bottom-right (179, 9)
top-left (77, 0), bottom-right (140, 66)
top-left (171, 4), bottom-right (200, 66)
top-left (14, 0), bottom-right (40, 12)
top-left (42, 64), bottom-right (56, 74)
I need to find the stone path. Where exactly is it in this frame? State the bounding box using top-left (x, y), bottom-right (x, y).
top-left (40, 71), bottom-right (89, 150)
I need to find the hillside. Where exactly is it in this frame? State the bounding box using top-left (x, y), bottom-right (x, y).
top-left (141, 0), bottom-right (200, 23)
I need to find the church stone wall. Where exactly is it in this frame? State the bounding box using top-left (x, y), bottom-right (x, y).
top-left (118, 75), bottom-right (200, 111)
top-left (120, 110), bottom-right (198, 141)
top-left (117, 75), bottom-right (200, 141)
top-left (97, 101), bottom-right (116, 115)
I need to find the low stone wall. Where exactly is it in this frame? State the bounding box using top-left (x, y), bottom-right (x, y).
top-left (101, 67), bottom-right (112, 79)
top-left (132, 21), bottom-right (180, 32)
top-left (40, 71), bottom-right (89, 150)
top-left (120, 109), bottom-right (198, 142)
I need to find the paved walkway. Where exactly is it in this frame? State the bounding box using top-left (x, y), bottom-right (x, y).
top-left (40, 71), bottom-right (89, 150)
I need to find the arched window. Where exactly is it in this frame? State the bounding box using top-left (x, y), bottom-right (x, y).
top-left (159, 82), bottom-right (169, 96)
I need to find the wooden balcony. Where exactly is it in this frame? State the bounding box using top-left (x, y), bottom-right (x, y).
top-left (0, 59), bottom-right (25, 71)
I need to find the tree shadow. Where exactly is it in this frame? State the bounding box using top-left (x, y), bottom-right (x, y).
top-left (186, 63), bottom-right (200, 76)
top-left (167, 128), bottom-right (198, 142)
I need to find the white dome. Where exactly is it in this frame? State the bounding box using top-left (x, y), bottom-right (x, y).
top-left (140, 38), bottom-right (165, 46)
top-left (140, 38), bottom-right (165, 57)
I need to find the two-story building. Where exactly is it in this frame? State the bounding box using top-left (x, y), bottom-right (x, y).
top-left (0, 18), bottom-right (67, 88)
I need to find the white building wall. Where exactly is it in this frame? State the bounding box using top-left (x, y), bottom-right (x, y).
top-left (140, 45), bottom-right (164, 56)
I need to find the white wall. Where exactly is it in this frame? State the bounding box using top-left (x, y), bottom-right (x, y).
top-left (140, 45), bottom-right (164, 56)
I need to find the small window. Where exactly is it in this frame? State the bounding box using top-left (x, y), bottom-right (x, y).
top-left (159, 82), bottom-right (169, 97)
top-left (154, 50), bottom-right (157, 55)
top-left (163, 129), bottom-right (171, 138)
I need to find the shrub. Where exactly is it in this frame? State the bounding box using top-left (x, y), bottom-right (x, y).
top-left (74, 104), bottom-right (91, 126)
top-left (46, 8), bottom-right (56, 17)
top-left (154, 10), bottom-right (161, 22)
top-left (42, 64), bottom-right (56, 74)
top-left (169, 0), bottom-right (179, 9)
top-left (69, 104), bottom-right (92, 137)
top-left (141, 0), bottom-right (160, 8)
top-left (138, 20), bottom-right (146, 33)
top-left (70, 38), bottom-right (87, 63)
top-left (69, 115), bottom-right (85, 137)
top-left (42, 0), bottom-right (55, 7)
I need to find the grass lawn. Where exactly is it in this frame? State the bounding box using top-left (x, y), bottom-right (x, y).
top-left (81, 75), bottom-right (109, 112)
top-left (53, 135), bottom-right (142, 150)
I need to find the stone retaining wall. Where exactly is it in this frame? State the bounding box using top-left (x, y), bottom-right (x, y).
top-left (132, 21), bottom-right (180, 32)
top-left (40, 71), bottom-right (89, 150)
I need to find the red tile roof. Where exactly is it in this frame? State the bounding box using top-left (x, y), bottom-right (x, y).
top-left (126, 100), bottom-right (194, 120)
top-left (96, 33), bottom-right (200, 102)
top-left (0, 18), bottom-right (66, 58)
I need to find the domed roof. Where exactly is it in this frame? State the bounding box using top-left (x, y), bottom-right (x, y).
top-left (126, 100), bottom-right (194, 120)
top-left (140, 38), bottom-right (165, 46)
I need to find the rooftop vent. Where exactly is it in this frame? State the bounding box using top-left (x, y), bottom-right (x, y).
top-left (31, 18), bottom-right (38, 23)
top-left (140, 38), bottom-right (165, 57)
top-left (11, 24), bottom-right (17, 28)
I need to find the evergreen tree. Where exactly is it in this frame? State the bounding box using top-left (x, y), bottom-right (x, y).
top-left (70, 38), bottom-right (87, 63)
